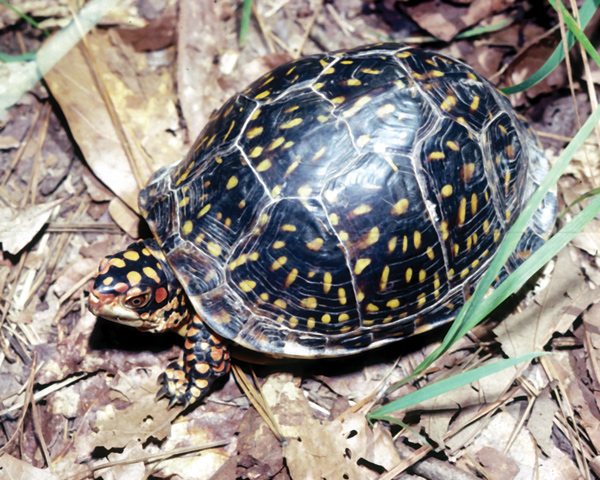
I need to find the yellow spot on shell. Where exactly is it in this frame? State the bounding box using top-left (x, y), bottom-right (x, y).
top-left (441, 94), bottom-right (457, 112)
top-left (124, 251), bottom-right (140, 261)
top-left (377, 103), bottom-right (395, 118)
top-left (405, 268), bottom-right (413, 283)
top-left (458, 197), bottom-right (467, 226)
top-left (271, 185), bottom-right (282, 196)
top-left (446, 140), bottom-right (459, 151)
top-left (246, 126), bottom-right (264, 139)
top-left (392, 198), bottom-right (409, 215)
top-left (483, 219), bottom-right (490, 234)
top-left (352, 204), bottom-right (372, 216)
top-left (338, 231), bottom-right (349, 242)
top-left (307, 318), bottom-right (316, 329)
top-left (324, 190), bottom-right (338, 203)
top-left (428, 151), bottom-right (445, 161)
top-left (339, 313), bottom-right (350, 322)
top-left (441, 220), bottom-right (449, 241)
top-left (226, 176), bottom-right (238, 190)
top-left (338, 288), bottom-right (347, 305)
top-left (285, 269), bottom-right (298, 287)
top-left (323, 272), bottom-right (332, 293)
top-left (281, 224), bottom-right (297, 232)
top-left (470, 96), bottom-right (480, 111)
top-left (417, 293), bottom-right (427, 307)
top-left (297, 185), bottom-right (312, 197)
top-left (256, 159), bottom-right (272, 172)
top-left (471, 193), bottom-right (478, 216)
top-left (127, 271), bottom-right (142, 286)
top-left (301, 297), bottom-right (317, 309)
top-left (346, 78), bottom-right (361, 86)
top-left (414, 231), bottom-right (422, 250)
top-left (280, 118), bottom-right (303, 129)
top-left (441, 185), bottom-right (453, 197)
top-left (289, 317), bottom-right (299, 328)
top-left (426, 246), bottom-right (434, 260)
top-left (354, 258), bottom-right (371, 275)
top-left (362, 68), bottom-right (380, 74)
top-left (249, 252), bottom-right (259, 261)
top-left (255, 90), bottom-right (270, 100)
top-left (206, 242), bottom-right (222, 257)
top-left (249, 146), bottom-right (263, 158)
top-left (273, 240), bottom-right (286, 249)
top-left (387, 298), bottom-right (400, 309)
top-left (269, 137), bottom-right (285, 150)
top-left (366, 303), bottom-right (379, 312)
top-left (307, 238), bottom-right (324, 251)
top-left (460, 268), bottom-right (469, 279)
top-left (271, 256), bottom-right (287, 271)
top-left (260, 292), bottom-right (269, 301)
top-left (198, 203), bottom-right (210, 218)
top-left (332, 96), bottom-right (345, 104)
top-left (388, 236), bottom-right (397, 253)
top-left (182, 220), bottom-right (194, 235)
top-left (419, 269), bottom-right (426, 282)
top-left (343, 95), bottom-right (372, 118)
top-left (239, 280), bottom-right (256, 292)
top-left (322, 314), bottom-right (331, 323)
top-left (329, 213), bottom-right (339, 226)
top-left (379, 265), bottom-right (389, 292)
top-left (357, 135), bottom-right (371, 147)
top-left (285, 160), bottom-right (300, 176)
top-left (274, 299), bottom-right (287, 308)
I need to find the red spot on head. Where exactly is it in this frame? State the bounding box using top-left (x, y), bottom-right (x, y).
top-left (155, 287), bottom-right (168, 303)
top-left (114, 282), bottom-right (130, 293)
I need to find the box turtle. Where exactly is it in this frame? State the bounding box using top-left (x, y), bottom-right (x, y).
top-left (89, 43), bottom-right (557, 408)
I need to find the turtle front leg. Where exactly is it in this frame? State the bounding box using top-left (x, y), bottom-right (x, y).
top-left (157, 315), bottom-right (231, 408)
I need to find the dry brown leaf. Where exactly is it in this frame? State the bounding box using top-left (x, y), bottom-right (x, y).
top-left (461, 410), bottom-right (580, 479)
top-left (494, 248), bottom-right (596, 358)
top-left (43, 29), bottom-right (183, 212)
top-left (108, 197), bottom-right (140, 238)
top-left (177, 0), bottom-right (228, 138)
top-left (0, 198), bottom-right (62, 254)
top-left (475, 446), bottom-right (520, 480)
top-left (261, 374), bottom-right (400, 479)
top-left (0, 453), bottom-right (61, 480)
top-left (526, 384), bottom-right (558, 456)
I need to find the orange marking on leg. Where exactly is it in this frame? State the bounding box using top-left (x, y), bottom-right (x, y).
top-left (211, 347), bottom-right (224, 362)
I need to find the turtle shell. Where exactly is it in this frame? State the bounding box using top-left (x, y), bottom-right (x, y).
top-left (139, 43), bottom-right (556, 358)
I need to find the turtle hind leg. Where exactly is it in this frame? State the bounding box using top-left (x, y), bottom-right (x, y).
top-left (157, 316), bottom-right (231, 409)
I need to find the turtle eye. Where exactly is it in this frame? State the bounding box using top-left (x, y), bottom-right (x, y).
top-left (123, 291), bottom-right (152, 310)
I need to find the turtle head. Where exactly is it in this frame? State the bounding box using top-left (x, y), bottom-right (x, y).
top-left (89, 239), bottom-right (192, 333)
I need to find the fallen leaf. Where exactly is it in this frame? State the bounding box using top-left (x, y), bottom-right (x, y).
top-left (0, 199), bottom-right (62, 254)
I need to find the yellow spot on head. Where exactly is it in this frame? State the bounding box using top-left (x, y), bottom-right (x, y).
top-left (127, 271), bottom-right (142, 286)
top-left (124, 251), bottom-right (140, 261)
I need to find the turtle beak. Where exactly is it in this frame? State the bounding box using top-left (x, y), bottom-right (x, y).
top-left (88, 291), bottom-right (145, 328)
top-left (88, 292), bottom-right (102, 317)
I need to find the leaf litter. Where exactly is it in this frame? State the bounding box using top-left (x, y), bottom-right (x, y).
top-left (1, 0), bottom-right (600, 479)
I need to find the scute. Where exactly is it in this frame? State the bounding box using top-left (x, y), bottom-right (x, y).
top-left (138, 43), bottom-right (556, 358)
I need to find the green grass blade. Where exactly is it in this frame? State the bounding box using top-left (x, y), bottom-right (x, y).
top-left (239, 0), bottom-right (253, 46)
top-left (548, 0), bottom-right (600, 67)
top-left (501, 0), bottom-right (600, 94)
top-left (369, 353), bottom-right (548, 420)
top-left (0, 0), bottom-right (50, 36)
top-left (409, 97), bottom-right (600, 380)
